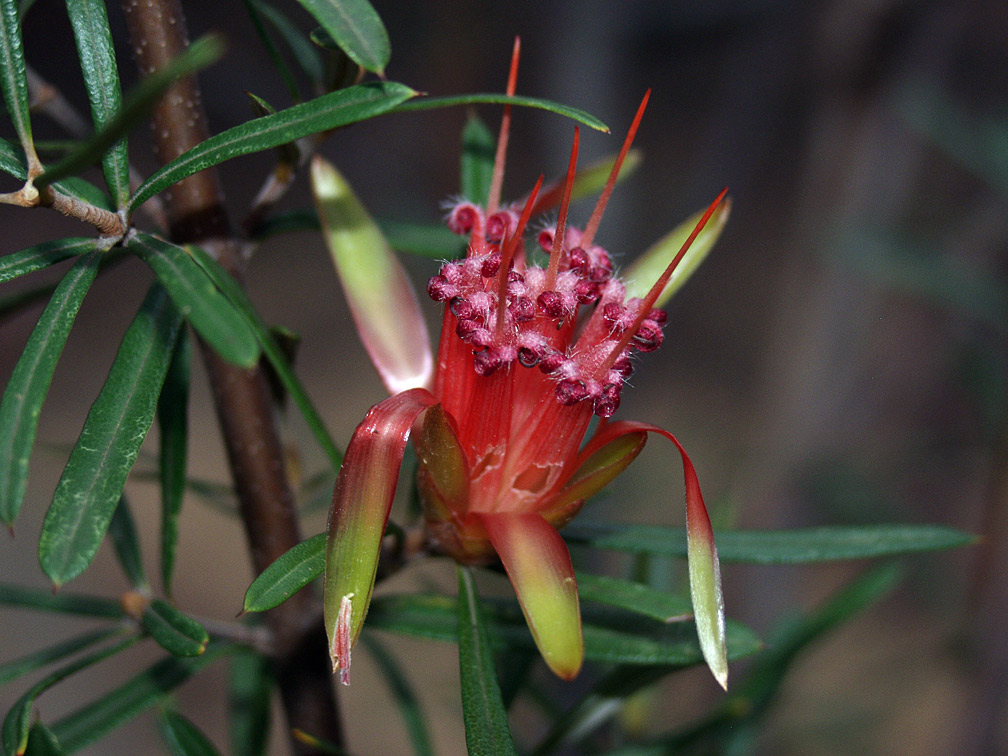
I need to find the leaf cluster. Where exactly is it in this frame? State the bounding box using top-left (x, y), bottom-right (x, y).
top-left (0, 1), bottom-right (976, 755)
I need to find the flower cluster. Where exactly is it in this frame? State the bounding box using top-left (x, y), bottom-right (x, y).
top-left (314, 41), bottom-right (729, 686)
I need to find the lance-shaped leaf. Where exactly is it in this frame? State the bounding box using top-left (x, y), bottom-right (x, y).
top-left (623, 198), bottom-right (731, 307)
top-left (461, 114), bottom-right (495, 205)
top-left (128, 233), bottom-right (259, 368)
top-left (3, 634), bottom-right (138, 756)
top-left (49, 643), bottom-right (229, 753)
top-left (582, 420), bottom-right (727, 689)
top-left (362, 636), bottom-right (435, 756)
top-left (39, 284), bottom-right (183, 586)
top-left (65, 0), bottom-right (129, 206)
top-left (529, 148), bottom-right (642, 217)
top-left (396, 95), bottom-right (608, 134)
top-left (324, 388), bottom-right (437, 680)
top-left (22, 723), bottom-right (63, 756)
top-left (108, 496), bottom-right (148, 589)
top-left (296, 0), bottom-right (390, 75)
top-left (35, 35), bottom-right (224, 193)
top-left (244, 532), bottom-right (324, 613)
top-left (142, 599), bottom-right (209, 657)
top-left (187, 244), bottom-right (341, 468)
top-left (477, 512), bottom-right (583, 680)
top-left (575, 573), bottom-right (693, 624)
top-left (564, 523), bottom-right (976, 562)
top-left (311, 156), bottom-right (433, 394)
top-left (457, 567), bottom-right (519, 756)
top-left (130, 81), bottom-right (416, 212)
top-left (228, 650), bottom-right (272, 756)
top-left (0, 238), bottom-right (95, 284)
top-left (0, 0), bottom-right (39, 175)
top-left (158, 710), bottom-right (222, 756)
top-left (159, 327), bottom-right (190, 594)
top-left (365, 593), bottom-right (761, 667)
top-left (0, 249), bottom-right (100, 525)
top-left (0, 627), bottom-right (124, 685)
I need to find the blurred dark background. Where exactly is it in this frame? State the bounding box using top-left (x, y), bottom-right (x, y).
top-left (2, 1), bottom-right (1005, 754)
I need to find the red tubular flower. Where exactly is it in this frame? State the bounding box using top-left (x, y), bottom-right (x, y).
top-left (315, 42), bottom-right (730, 686)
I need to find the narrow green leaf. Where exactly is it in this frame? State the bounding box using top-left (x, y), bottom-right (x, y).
top-left (130, 81), bottom-right (416, 212)
top-left (395, 95), bottom-right (609, 133)
top-left (228, 651), bottom-right (271, 756)
top-left (0, 238), bottom-right (95, 284)
top-left (64, 0), bottom-right (129, 206)
top-left (22, 724), bottom-right (63, 756)
top-left (158, 710), bottom-right (222, 756)
top-left (623, 198), bottom-right (731, 307)
top-left (250, 209), bottom-right (466, 258)
top-left (575, 572), bottom-right (692, 624)
top-left (188, 245), bottom-right (341, 468)
top-left (159, 327), bottom-right (190, 595)
top-left (367, 592), bottom-right (762, 667)
top-left (380, 218), bottom-right (467, 259)
top-left (530, 664), bottom-right (672, 756)
top-left (142, 599), bottom-right (209, 657)
top-left (0, 250), bottom-right (100, 525)
top-left (564, 523), bottom-right (977, 563)
top-left (2, 634), bottom-right (138, 756)
top-left (296, 0), bottom-right (389, 74)
top-left (108, 496), bottom-right (148, 589)
top-left (128, 233), bottom-right (259, 368)
top-left (362, 637), bottom-right (434, 756)
top-left (250, 0), bottom-right (323, 84)
top-left (242, 0), bottom-right (301, 102)
top-left (243, 532), bottom-right (324, 613)
top-left (0, 627), bottom-right (123, 685)
top-left (0, 583), bottom-right (121, 618)
top-left (456, 567), bottom-right (518, 756)
top-left (0, 0), bottom-right (37, 172)
top-left (35, 35), bottom-right (225, 192)
top-left (460, 114), bottom-right (495, 205)
top-left (49, 642), bottom-right (229, 753)
top-left (39, 284), bottom-right (183, 586)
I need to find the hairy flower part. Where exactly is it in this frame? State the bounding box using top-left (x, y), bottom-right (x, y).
top-left (323, 40), bottom-right (730, 687)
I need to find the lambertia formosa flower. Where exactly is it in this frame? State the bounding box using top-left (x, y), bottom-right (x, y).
top-left (313, 41), bottom-right (731, 688)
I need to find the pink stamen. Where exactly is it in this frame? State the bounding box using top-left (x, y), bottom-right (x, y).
top-left (487, 37), bottom-right (521, 215)
top-left (495, 176), bottom-right (543, 334)
top-left (600, 188), bottom-right (728, 372)
top-left (544, 128), bottom-right (580, 290)
top-left (580, 90), bottom-right (651, 249)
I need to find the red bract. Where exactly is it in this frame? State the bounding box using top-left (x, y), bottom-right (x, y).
top-left (316, 41), bottom-right (729, 686)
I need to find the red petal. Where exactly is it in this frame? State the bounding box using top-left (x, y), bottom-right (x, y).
top-left (324, 388), bottom-right (437, 678)
top-left (579, 420), bottom-right (728, 688)
top-left (477, 512), bottom-right (584, 680)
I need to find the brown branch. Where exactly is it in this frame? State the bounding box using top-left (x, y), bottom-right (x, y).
top-left (119, 1), bottom-right (342, 753)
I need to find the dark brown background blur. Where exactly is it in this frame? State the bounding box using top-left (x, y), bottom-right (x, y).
top-left (2, 1), bottom-right (1005, 754)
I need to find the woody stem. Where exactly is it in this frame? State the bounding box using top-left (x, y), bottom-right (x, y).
top-left (119, 1), bottom-right (342, 754)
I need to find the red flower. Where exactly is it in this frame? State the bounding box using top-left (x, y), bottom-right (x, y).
top-left (313, 42), bottom-right (729, 686)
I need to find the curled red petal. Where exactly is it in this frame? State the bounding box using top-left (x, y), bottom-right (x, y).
top-left (581, 420), bottom-right (728, 688)
top-left (324, 388), bottom-right (437, 679)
